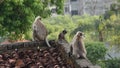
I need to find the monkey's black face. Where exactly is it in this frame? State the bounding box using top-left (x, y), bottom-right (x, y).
top-left (80, 33), bottom-right (83, 36)
top-left (76, 31), bottom-right (85, 38)
top-left (63, 30), bottom-right (67, 34)
top-left (39, 17), bottom-right (41, 20)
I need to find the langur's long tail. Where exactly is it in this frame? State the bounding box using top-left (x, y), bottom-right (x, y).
top-left (68, 45), bottom-right (73, 57)
top-left (45, 36), bottom-right (51, 47)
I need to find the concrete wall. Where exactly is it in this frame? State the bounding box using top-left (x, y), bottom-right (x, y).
top-left (64, 0), bottom-right (116, 15)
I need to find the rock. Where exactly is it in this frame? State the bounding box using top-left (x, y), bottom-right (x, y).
top-left (89, 65), bottom-right (101, 68)
top-left (76, 59), bottom-right (92, 68)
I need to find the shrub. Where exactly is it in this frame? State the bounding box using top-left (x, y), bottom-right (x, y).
top-left (105, 58), bottom-right (120, 68)
top-left (85, 42), bottom-right (107, 64)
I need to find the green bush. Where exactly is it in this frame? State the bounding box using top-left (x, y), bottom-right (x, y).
top-left (85, 42), bottom-right (107, 64)
top-left (43, 15), bottom-right (77, 41)
top-left (43, 15), bottom-right (99, 42)
top-left (98, 58), bottom-right (120, 68)
top-left (105, 58), bottom-right (120, 68)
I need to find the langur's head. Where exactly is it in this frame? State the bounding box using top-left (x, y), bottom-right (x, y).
top-left (36, 16), bottom-right (41, 20)
top-left (62, 29), bottom-right (67, 34)
top-left (34, 16), bottom-right (41, 23)
top-left (76, 31), bottom-right (85, 39)
top-left (33, 16), bottom-right (41, 29)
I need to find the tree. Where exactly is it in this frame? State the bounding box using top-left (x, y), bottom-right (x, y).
top-left (95, 16), bottom-right (107, 42)
top-left (102, 0), bottom-right (120, 46)
top-left (0, 0), bottom-right (64, 40)
top-left (55, 0), bottom-right (64, 14)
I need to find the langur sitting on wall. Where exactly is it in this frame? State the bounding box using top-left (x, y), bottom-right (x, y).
top-left (58, 30), bottom-right (71, 53)
top-left (70, 31), bottom-right (87, 59)
top-left (32, 16), bottom-right (51, 47)
top-left (32, 16), bottom-right (47, 41)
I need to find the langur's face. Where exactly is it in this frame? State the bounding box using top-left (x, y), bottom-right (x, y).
top-left (39, 17), bottom-right (41, 20)
top-left (63, 30), bottom-right (67, 34)
top-left (77, 31), bottom-right (85, 39)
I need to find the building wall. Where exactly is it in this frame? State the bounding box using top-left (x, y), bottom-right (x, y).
top-left (64, 0), bottom-right (116, 15)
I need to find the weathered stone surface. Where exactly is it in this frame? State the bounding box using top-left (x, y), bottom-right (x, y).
top-left (0, 41), bottom-right (47, 52)
top-left (89, 66), bottom-right (101, 68)
top-left (76, 59), bottom-right (92, 68)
